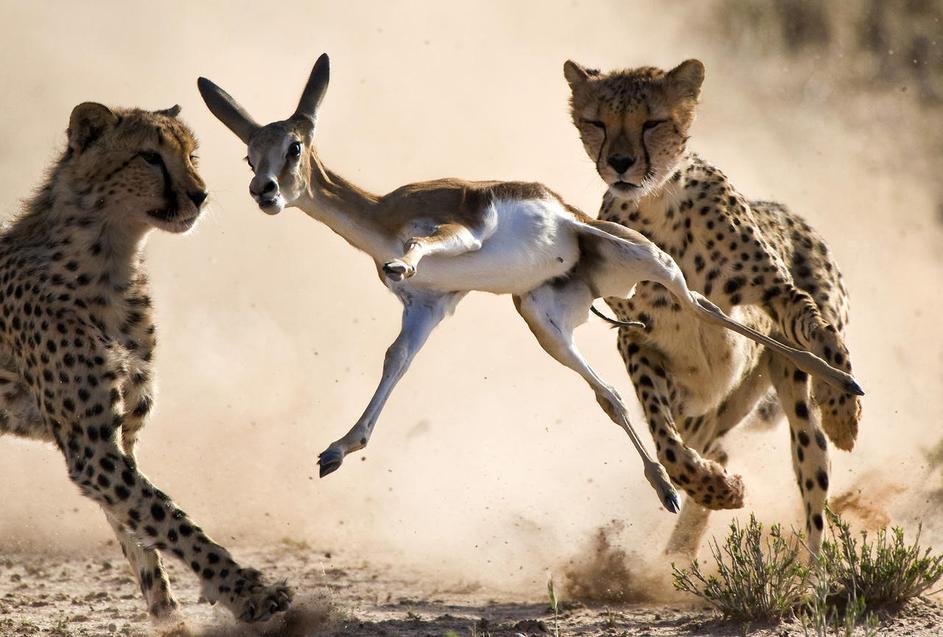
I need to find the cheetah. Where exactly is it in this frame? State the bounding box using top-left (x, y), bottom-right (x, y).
top-left (564, 59), bottom-right (862, 553)
top-left (0, 102), bottom-right (291, 624)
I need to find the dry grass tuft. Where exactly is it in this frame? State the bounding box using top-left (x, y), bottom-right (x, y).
top-left (672, 511), bottom-right (943, 631)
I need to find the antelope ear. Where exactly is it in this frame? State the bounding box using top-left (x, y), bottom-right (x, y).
top-left (197, 77), bottom-right (260, 144)
top-left (68, 102), bottom-right (118, 153)
top-left (563, 60), bottom-right (592, 87)
top-left (294, 53), bottom-right (330, 122)
top-left (666, 59), bottom-right (705, 100)
top-left (156, 104), bottom-right (181, 117)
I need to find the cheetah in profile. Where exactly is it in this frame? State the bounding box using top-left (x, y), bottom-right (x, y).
top-left (564, 59), bottom-right (861, 553)
top-left (0, 102), bottom-right (291, 623)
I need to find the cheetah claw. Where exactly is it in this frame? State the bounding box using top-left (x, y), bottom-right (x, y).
top-left (318, 447), bottom-right (344, 478)
top-left (238, 582), bottom-right (292, 623)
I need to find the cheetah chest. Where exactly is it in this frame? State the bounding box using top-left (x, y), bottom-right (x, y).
top-left (625, 289), bottom-right (768, 417)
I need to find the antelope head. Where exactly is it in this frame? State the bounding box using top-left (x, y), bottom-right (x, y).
top-left (198, 54), bottom-right (330, 215)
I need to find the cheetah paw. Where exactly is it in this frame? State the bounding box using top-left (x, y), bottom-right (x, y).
top-left (238, 582), bottom-right (292, 622)
top-left (213, 569), bottom-right (293, 623)
top-left (693, 470), bottom-right (745, 510)
top-left (382, 259), bottom-right (415, 281)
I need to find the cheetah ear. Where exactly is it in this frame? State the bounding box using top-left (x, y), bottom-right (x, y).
top-left (68, 102), bottom-right (118, 153)
top-left (156, 104), bottom-right (181, 118)
top-left (564, 60), bottom-right (591, 86)
top-left (198, 77), bottom-right (260, 144)
top-left (666, 59), bottom-right (705, 100)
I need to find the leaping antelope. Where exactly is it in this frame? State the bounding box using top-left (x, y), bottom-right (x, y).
top-left (198, 55), bottom-right (862, 512)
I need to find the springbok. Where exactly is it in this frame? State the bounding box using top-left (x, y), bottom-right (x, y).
top-left (198, 54), bottom-right (862, 513)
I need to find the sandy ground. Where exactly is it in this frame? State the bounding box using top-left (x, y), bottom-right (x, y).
top-left (2, 540), bottom-right (943, 636)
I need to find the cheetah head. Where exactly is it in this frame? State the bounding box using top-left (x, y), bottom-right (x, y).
top-left (564, 59), bottom-right (704, 201)
top-left (197, 54), bottom-right (330, 216)
top-left (64, 103), bottom-right (208, 233)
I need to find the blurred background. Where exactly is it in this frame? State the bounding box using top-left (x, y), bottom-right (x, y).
top-left (0, 0), bottom-right (940, 595)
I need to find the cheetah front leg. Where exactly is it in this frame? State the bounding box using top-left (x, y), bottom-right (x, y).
top-left (617, 332), bottom-right (744, 510)
top-left (104, 513), bottom-right (181, 622)
top-left (665, 441), bottom-right (731, 556)
top-left (768, 357), bottom-right (830, 554)
top-left (382, 222), bottom-right (485, 281)
top-left (761, 285), bottom-right (860, 450)
top-left (664, 353), bottom-right (776, 555)
top-left (107, 419), bottom-right (181, 623)
top-left (47, 366), bottom-right (291, 623)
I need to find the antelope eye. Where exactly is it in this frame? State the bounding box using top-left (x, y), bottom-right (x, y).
top-left (141, 151), bottom-right (162, 165)
top-left (288, 141), bottom-right (302, 158)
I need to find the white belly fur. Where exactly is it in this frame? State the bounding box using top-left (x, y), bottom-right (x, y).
top-left (404, 198), bottom-right (580, 295)
top-left (650, 304), bottom-right (767, 416)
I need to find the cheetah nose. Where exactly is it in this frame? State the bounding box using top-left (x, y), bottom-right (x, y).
top-left (607, 154), bottom-right (635, 174)
top-left (188, 191), bottom-right (208, 207)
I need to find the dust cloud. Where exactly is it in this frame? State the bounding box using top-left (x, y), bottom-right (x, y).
top-left (0, 0), bottom-right (940, 605)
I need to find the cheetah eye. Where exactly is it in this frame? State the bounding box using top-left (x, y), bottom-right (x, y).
top-left (141, 151), bottom-right (163, 166)
top-left (582, 119), bottom-right (606, 131)
top-left (642, 120), bottom-right (666, 132)
top-left (287, 141), bottom-right (302, 159)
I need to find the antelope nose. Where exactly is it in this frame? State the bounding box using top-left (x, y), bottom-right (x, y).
top-left (607, 154), bottom-right (635, 174)
top-left (250, 179), bottom-right (277, 197)
top-left (188, 191), bottom-right (208, 207)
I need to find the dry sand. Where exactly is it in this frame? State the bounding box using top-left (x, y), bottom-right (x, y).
top-left (0, 0), bottom-right (941, 635)
top-left (3, 541), bottom-right (943, 636)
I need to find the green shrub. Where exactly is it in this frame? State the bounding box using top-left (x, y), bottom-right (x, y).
top-left (817, 511), bottom-right (943, 608)
top-left (672, 510), bottom-right (943, 629)
top-left (672, 515), bottom-right (810, 620)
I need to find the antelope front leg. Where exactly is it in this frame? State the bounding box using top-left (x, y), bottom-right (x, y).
top-left (382, 223), bottom-right (485, 281)
top-left (318, 291), bottom-right (464, 476)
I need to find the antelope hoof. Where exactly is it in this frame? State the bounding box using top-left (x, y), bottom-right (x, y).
top-left (317, 447), bottom-right (345, 478)
top-left (663, 489), bottom-right (682, 514)
top-left (383, 260), bottom-right (415, 281)
top-left (845, 376), bottom-right (864, 397)
top-left (646, 463), bottom-right (681, 513)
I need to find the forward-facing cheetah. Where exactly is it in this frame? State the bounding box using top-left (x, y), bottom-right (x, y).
top-left (564, 59), bottom-right (861, 553)
top-left (0, 103), bottom-right (291, 623)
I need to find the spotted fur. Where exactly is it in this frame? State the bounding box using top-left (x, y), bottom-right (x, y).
top-left (0, 103), bottom-right (291, 623)
top-left (565, 59), bottom-right (861, 553)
